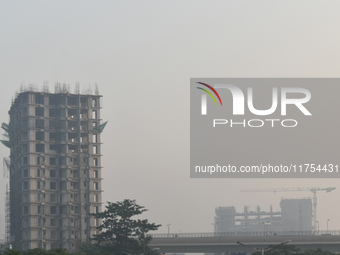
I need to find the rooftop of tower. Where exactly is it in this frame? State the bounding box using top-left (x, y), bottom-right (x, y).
top-left (12, 83), bottom-right (101, 101)
top-left (10, 83), bottom-right (102, 111)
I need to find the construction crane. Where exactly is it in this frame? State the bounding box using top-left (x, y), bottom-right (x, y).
top-left (240, 187), bottom-right (336, 231)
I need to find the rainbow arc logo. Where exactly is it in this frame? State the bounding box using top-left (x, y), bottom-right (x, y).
top-left (196, 82), bottom-right (223, 106)
top-left (196, 82), bottom-right (222, 115)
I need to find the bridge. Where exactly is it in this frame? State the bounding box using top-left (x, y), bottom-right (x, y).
top-left (149, 231), bottom-right (340, 253)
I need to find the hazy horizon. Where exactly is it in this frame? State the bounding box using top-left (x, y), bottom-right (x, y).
top-left (0, 1), bottom-right (340, 238)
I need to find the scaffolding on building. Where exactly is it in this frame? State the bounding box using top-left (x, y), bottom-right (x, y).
top-left (15, 83), bottom-right (100, 101)
top-left (2, 122), bottom-right (10, 246)
top-left (4, 183), bottom-right (10, 245)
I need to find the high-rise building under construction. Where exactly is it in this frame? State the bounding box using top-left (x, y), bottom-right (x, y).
top-left (7, 87), bottom-right (105, 251)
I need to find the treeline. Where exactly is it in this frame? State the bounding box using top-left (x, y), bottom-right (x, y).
top-left (0, 245), bottom-right (337, 255)
top-left (251, 245), bottom-right (336, 255)
top-left (0, 248), bottom-right (76, 255)
top-left (0, 246), bottom-right (109, 255)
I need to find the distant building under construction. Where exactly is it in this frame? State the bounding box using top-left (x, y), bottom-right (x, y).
top-left (5, 86), bottom-right (106, 251)
top-left (214, 198), bottom-right (313, 233)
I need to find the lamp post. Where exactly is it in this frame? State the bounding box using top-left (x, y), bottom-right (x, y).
top-left (166, 224), bottom-right (171, 235)
top-left (317, 221), bottom-right (319, 234)
top-left (237, 240), bottom-right (290, 255)
top-left (327, 219), bottom-right (330, 232)
top-left (212, 222), bottom-right (218, 233)
top-left (262, 221), bottom-right (270, 236)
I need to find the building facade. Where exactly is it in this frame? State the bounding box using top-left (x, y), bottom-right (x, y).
top-left (280, 198), bottom-right (313, 231)
top-left (8, 90), bottom-right (103, 251)
top-left (215, 198), bottom-right (313, 233)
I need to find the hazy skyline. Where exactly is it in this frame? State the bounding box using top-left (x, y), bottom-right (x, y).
top-left (1, 1), bottom-right (340, 238)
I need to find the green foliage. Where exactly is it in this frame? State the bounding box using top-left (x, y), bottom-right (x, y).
top-left (23, 248), bottom-right (73, 255)
top-left (79, 243), bottom-right (112, 255)
top-left (2, 248), bottom-right (23, 255)
top-left (23, 248), bottom-right (47, 255)
top-left (46, 248), bottom-right (73, 255)
top-left (304, 248), bottom-right (336, 255)
top-left (251, 245), bottom-right (336, 255)
top-left (0, 248), bottom-right (74, 255)
top-left (90, 199), bottom-right (161, 255)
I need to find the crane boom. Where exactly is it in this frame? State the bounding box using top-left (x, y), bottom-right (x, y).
top-left (240, 187), bottom-right (335, 193)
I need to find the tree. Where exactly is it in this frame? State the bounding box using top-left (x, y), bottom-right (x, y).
top-left (23, 248), bottom-right (74, 255)
top-left (91, 199), bottom-right (161, 255)
top-left (304, 248), bottom-right (336, 255)
top-left (251, 245), bottom-right (336, 255)
top-left (2, 248), bottom-right (23, 255)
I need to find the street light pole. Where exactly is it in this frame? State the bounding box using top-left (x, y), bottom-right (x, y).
top-left (166, 224), bottom-right (171, 235)
top-left (263, 222), bottom-right (265, 236)
top-left (317, 221), bottom-right (319, 234)
top-left (327, 219), bottom-right (330, 232)
top-left (262, 221), bottom-right (269, 236)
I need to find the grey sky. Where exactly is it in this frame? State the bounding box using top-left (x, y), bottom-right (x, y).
top-left (0, 1), bottom-right (340, 237)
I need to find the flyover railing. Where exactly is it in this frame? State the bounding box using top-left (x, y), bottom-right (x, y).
top-left (151, 230), bottom-right (340, 238)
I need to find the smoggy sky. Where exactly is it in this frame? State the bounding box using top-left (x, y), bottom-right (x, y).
top-left (0, 1), bottom-right (340, 237)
